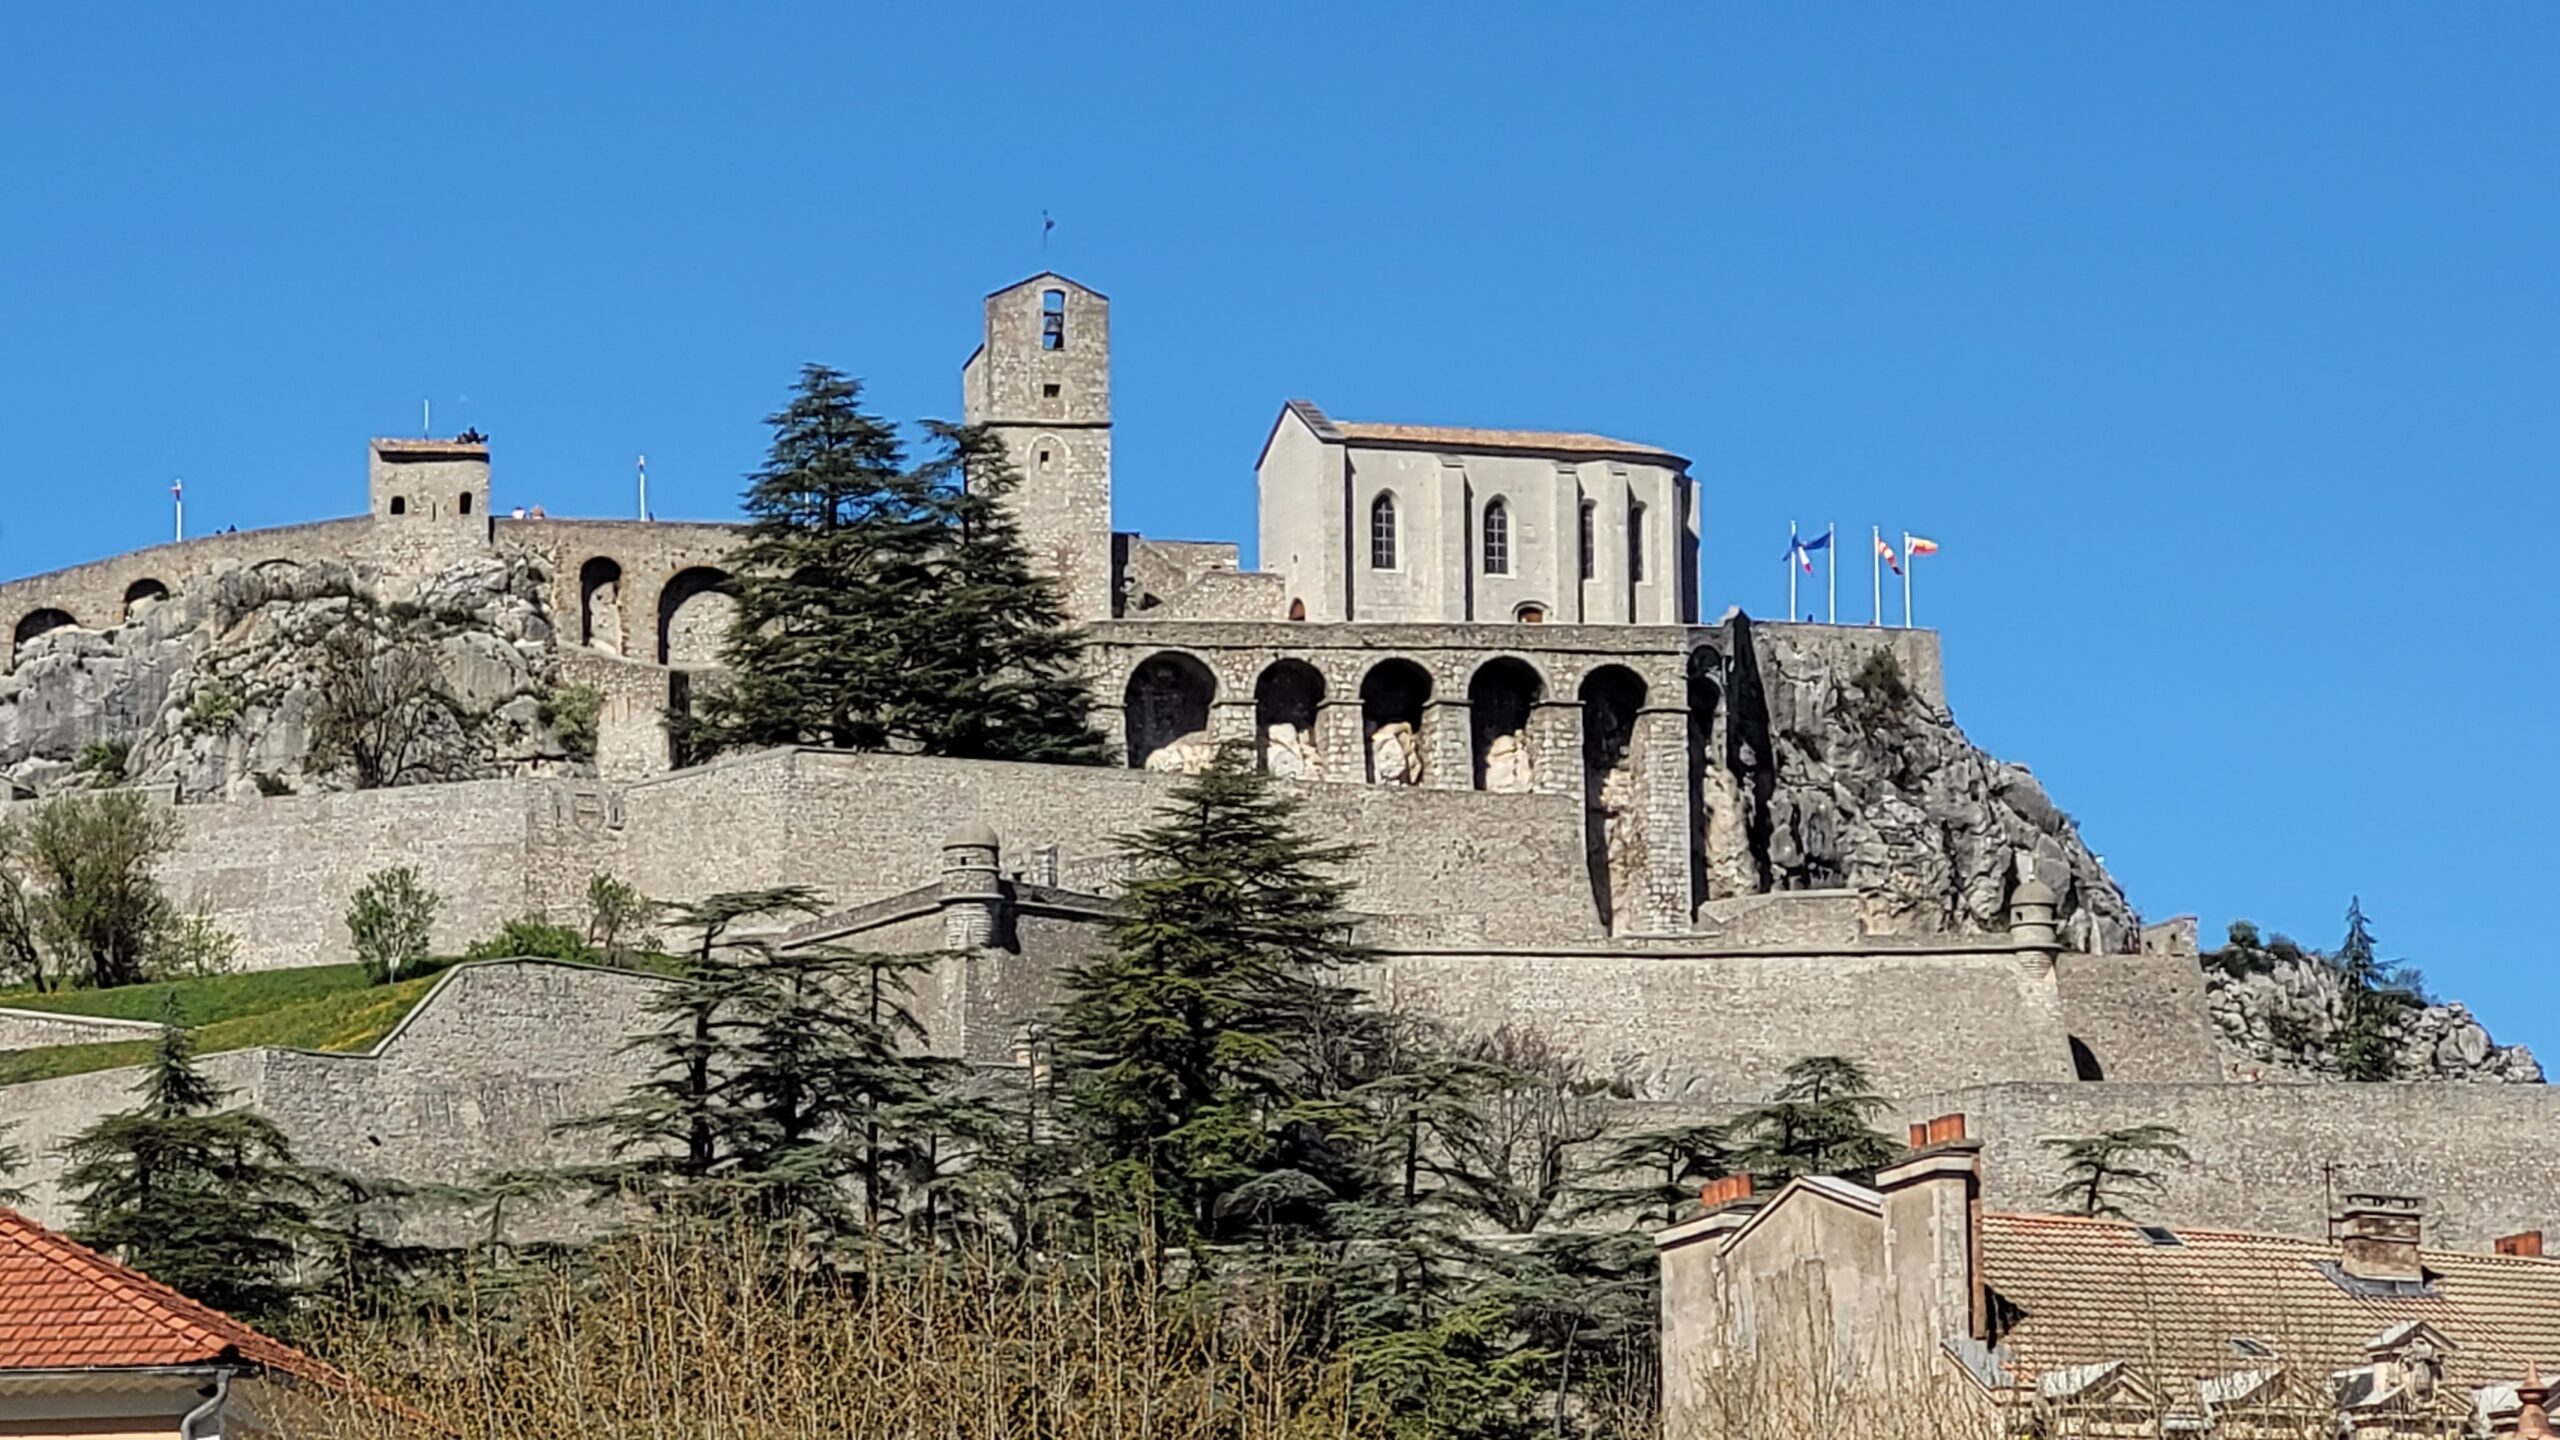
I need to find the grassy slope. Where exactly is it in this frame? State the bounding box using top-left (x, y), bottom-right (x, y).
top-left (0, 965), bottom-right (446, 1087)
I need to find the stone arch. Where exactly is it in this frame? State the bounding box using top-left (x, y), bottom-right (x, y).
top-left (1359, 658), bottom-right (1431, 785)
top-left (121, 579), bottom-right (170, 621)
top-left (657, 566), bottom-right (736, 667)
top-left (1580, 664), bottom-right (1650, 933)
top-left (1467, 656), bottom-right (1544, 792)
top-left (580, 557), bottom-right (626, 654)
top-left (1124, 651), bottom-right (1217, 770)
top-left (1253, 659), bottom-right (1326, 780)
top-left (1686, 647), bottom-right (1725, 916)
top-left (2069, 1036), bottom-right (2106, 1082)
top-left (13, 608), bottom-right (74, 649)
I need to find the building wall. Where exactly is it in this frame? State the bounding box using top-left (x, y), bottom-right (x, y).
top-left (1899, 1080), bottom-right (2560, 1250)
top-left (0, 1007), bottom-right (162, 1050)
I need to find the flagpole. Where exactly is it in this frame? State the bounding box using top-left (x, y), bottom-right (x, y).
top-left (1826, 522), bottom-right (1836, 624)
top-left (1902, 531), bottom-right (1914, 629)
top-left (172, 479), bottom-right (183, 543)
top-left (1788, 520), bottom-right (1799, 623)
top-left (1871, 525), bottom-right (1882, 626)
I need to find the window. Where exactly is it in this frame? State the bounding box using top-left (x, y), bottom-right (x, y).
top-left (1038, 447), bottom-right (1053, 469)
top-left (1514, 602), bottom-right (1546, 623)
top-left (458, 492), bottom-right (473, 516)
top-left (1042, 382), bottom-right (1060, 399)
top-left (1041, 288), bottom-right (1066, 350)
top-left (1370, 493), bottom-right (1399, 570)
top-left (1627, 501), bottom-right (1647, 582)
top-left (1578, 501), bottom-right (1596, 581)
top-left (388, 495), bottom-right (407, 516)
top-left (1482, 499), bottom-right (1510, 574)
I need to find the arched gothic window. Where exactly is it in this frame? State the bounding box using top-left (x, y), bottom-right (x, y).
top-left (1628, 500), bottom-right (1648, 583)
top-left (1579, 501), bottom-right (1597, 581)
top-left (1370, 493), bottom-right (1399, 570)
top-left (1482, 499), bottom-right (1511, 575)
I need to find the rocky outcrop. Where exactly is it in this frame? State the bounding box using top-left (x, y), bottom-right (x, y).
top-left (1728, 620), bottom-right (2139, 950)
top-left (2203, 939), bottom-right (2541, 1083)
top-left (0, 550), bottom-right (589, 802)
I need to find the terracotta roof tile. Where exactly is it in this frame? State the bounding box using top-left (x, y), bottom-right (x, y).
top-left (1982, 1211), bottom-right (2560, 1396)
top-left (0, 1205), bottom-right (335, 1382)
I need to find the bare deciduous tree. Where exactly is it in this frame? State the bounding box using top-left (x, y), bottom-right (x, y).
top-left (1438, 1024), bottom-right (1617, 1234)
top-left (308, 607), bottom-right (468, 790)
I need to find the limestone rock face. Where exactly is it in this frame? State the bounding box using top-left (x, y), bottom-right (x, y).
top-left (1734, 622), bottom-right (2138, 949)
top-left (0, 550), bottom-right (586, 801)
top-left (2202, 939), bottom-right (2541, 1083)
top-left (1262, 721), bottom-right (1322, 781)
top-left (1368, 721), bottom-right (1422, 786)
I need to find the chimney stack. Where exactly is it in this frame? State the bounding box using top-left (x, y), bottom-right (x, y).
top-left (1878, 1114), bottom-right (1984, 1345)
top-left (2336, 1193), bottom-right (2426, 1284)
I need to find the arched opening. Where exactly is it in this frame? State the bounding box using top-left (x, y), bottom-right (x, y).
top-left (2069, 1036), bottom-right (2106, 1082)
top-left (13, 608), bottom-right (74, 649)
top-left (1041, 288), bottom-right (1067, 350)
top-left (1288, 598), bottom-right (1307, 622)
top-left (580, 557), bottom-right (626, 655)
top-left (1369, 492), bottom-right (1399, 570)
top-left (388, 495), bottom-right (408, 516)
top-left (1123, 651), bottom-right (1216, 770)
top-left (1686, 648), bottom-right (1724, 917)
top-left (1513, 602), bottom-right (1546, 624)
top-left (1578, 500), bottom-right (1596, 581)
top-left (1627, 500), bottom-right (1648, 583)
top-left (1482, 498), bottom-right (1511, 575)
top-left (657, 566), bottom-right (736, 667)
top-left (1253, 660), bottom-right (1326, 780)
top-left (1468, 657), bottom-right (1543, 793)
top-left (121, 579), bottom-right (170, 622)
top-left (1580, 664), bottom-right (1650, 933)
top-left (1359, 658), bottom-right (1431, 785)
top-left (458, 492), bottom-right (474, 516)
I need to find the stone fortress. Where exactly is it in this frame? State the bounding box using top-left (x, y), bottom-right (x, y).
top-left (0, 274), bottom-right (2551, 1254)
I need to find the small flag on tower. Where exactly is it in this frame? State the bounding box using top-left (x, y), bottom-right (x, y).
top-left (1787, 528), bottom-right (1832, 573)
top-left (1876, 534), bottom-right (1901, 576)
top-left (1907, 534), bottom-right (1940, 557)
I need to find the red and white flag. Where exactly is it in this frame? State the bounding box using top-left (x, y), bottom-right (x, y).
top-left (1875, 535), bottom-right (1901, 576)
top-left (1906, 534), bottom-right (1940, 557)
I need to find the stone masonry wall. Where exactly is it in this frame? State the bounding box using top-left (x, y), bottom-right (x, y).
top-left (2051, 952), bottom-right (2224, 1082)
top-left (1374, 945), bottom-right (2078, 1103)
top-left (0, 1006), bottom-right (162, 1050)
top-left (2, 961), bottom-right (661, 1232)
top-left (1898, 1080), bottom-right (2560, 1251)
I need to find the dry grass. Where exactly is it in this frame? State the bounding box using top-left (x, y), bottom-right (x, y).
top-left (295, 1219), bottom-right (1383, 1440)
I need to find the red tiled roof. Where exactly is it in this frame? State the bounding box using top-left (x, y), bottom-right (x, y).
top-left (1332, 420), bottom-right (1683, 464)
top-left (0, 1205), bottom-right (333, 1382)
top-left (1982, 1211), bottom-right (2560, 1395)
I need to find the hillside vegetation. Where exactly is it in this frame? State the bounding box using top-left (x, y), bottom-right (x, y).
top-left (0, 963), bottom-right (443, 1085)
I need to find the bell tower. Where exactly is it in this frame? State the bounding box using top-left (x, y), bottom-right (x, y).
top-left (961, 273), bottom-right (1114, 621)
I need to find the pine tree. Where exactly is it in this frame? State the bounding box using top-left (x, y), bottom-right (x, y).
top-left (2041, 1124), bottom-right (2191, 1219)
top-left (0, 1119), bottom-right (27, 1207)
top-left (683, 368), bottom-right (1108, 764)
top-left (60, 999), bottom-right (307, 1319)
top-left (1053, 746), bottom-right (1374, 1249)
top-left (1564, 1118), bottom-right (1731, 1230)
top-left (685, 368), bottom-right (939, 757)
top-left (2332, 897), bottom-right (2423, 1082)
top-left (906, 423), bottom-right (1112, 764)
top-left (1724, 1055), bottom-right (1899, 1186)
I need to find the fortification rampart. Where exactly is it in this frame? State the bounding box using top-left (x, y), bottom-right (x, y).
top-left (1897, 1080), bottom-right (2560, 1251)
top-left (0, 517), bottom-right (377, 668)
top-left (0, 960), bottom-right (661, 1232)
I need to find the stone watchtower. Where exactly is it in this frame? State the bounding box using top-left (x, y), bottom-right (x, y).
top-left (368, 437), bottom-right (491, 529)
top-left (960, 274), bottom-right (1113, 622)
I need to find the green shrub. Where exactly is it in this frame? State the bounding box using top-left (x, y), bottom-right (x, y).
top-left (463, 915), bottom-right (595, 964)
top-left (186, 685), bottom-right (244, 736)
top-left (584, 872), bottom-right (657, 966)
top-left (75, 739), bottom-right (132, 786)
top-left (346, 866), bottom-right (440, 985)
top-left (539, 683), bottom-right (606, 764)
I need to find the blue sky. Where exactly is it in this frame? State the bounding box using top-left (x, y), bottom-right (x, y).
top-left (3, 6), bottom-right (2553, 1056)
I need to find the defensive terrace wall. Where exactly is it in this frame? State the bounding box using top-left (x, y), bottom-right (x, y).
top-left (9, 958), bottom-right (2558, 1255)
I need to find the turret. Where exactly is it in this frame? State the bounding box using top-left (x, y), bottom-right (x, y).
top-left (941, 819), bottom-right (1004, 949)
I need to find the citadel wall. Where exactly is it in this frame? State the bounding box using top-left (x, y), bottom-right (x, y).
top-left (1897, 1079), bottom-right (2560, 1252)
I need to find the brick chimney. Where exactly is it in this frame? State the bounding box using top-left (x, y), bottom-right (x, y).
top-left (2336, 1193), bottom-right (2426, 1283)
top-left (1879, 1113), bottom-right (1984, 1345)
top-left (2496, 1231), bottom-right (2545, 1259)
